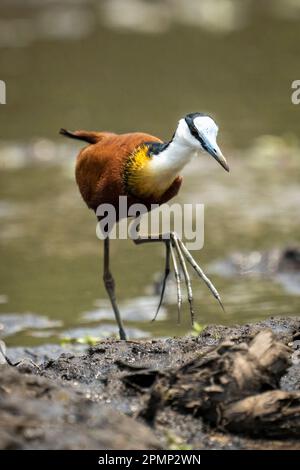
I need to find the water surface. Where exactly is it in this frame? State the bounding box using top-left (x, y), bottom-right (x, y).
top-left (0, 2), bottom-right (299, 346)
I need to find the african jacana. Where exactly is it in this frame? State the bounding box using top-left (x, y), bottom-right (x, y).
top-left (60, 113), bottom-right (229, 340)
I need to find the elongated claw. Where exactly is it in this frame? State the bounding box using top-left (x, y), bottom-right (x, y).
top-left (133, 230), bottom-right (225, 326)
top-left (170, 242), bottom-right (182, 324)
top-left (152, 241), bottom-right (171, 322)
top-left (177, 238), bottom-right (224, 311)
top-left (171, 234), bottom-right (195, 326)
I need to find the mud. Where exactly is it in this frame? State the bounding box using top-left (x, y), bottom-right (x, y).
top-left (1, 316), bottom-right (300, 449)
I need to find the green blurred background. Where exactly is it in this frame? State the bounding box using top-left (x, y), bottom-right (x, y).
top-left (0, 0), bottom-right (299, 347)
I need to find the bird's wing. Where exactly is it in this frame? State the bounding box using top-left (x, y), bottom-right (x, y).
top-left (75, 132), bottom-right (162, 210)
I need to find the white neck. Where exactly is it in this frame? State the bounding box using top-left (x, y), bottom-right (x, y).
top-left (131, 121), bottom-right (198, 199)
top-left (149, 132), bottom-right (196, 177)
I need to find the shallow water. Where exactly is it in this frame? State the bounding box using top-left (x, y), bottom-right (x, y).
top-left (0, 2), bottom-right (300, 346)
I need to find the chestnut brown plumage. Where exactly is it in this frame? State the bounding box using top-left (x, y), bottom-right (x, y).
top-left (67, 130), bottom-right (183, 218)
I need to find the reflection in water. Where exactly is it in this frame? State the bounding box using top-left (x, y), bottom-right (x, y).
top-left (209, 248), bottom-right (300, 295)
top-left (83, 296), bottom-right (167, 322)
top-left (0, 1), bottom-right (299, 347)
top-left (61, 324), bottom-right (150, 341)
top-left (0, 312), bottom-right (62, 338)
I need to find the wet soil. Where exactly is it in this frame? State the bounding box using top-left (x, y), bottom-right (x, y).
top-left (1, 316), bottom-right (300, 449)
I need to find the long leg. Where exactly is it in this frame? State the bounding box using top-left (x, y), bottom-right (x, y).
top-left (177, 238), bottom-right (225, 311)
top-left (103, 237), bottom-right (127, 340)
top-left (151, 240), bottom-right (171, 322)
top-left (171, 234), bottom-right (195, 325)
top-left (170, 242), bottom-right (182, 323)
top-left (134, 234), bottom-right (171, 320)
top-left (134, 231), bottom-right (224, 322)
top-left (134, 232), bottom-right (195, 323)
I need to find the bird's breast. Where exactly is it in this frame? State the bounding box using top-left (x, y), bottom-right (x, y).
top-left (123, 144), bottom-right (178, 200)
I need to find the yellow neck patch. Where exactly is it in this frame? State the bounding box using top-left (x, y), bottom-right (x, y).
top-left (123, 144), bottom-right (175, 199)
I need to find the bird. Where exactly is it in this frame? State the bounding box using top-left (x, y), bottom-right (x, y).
top-left (60, 112), bottom-right (229, 340)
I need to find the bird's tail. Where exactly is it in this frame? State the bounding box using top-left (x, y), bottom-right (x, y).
top-left (59, 128), bottom-right (102, 144)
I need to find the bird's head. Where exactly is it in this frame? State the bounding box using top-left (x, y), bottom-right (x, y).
top-left (175, 112), bottom-right (229, 172)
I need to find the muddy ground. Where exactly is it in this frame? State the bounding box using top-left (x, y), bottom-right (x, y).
top-left (1, 316), bottom-right (300, 450)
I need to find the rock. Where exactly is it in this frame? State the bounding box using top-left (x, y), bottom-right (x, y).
top-left (0, 366), bottom-right (160, 450)
top-left (141, 330), bottom-right (300, 438)
top-left (0, 340), bottom-right (8, 364)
